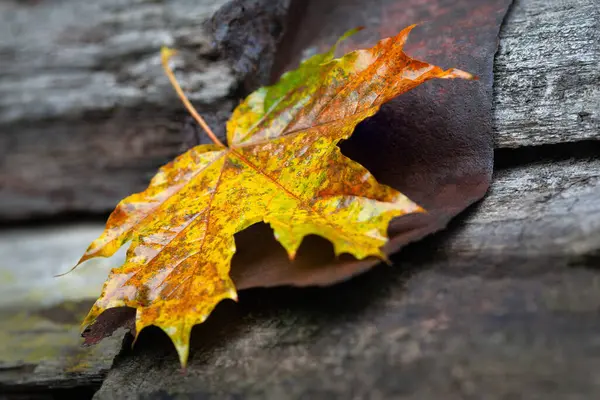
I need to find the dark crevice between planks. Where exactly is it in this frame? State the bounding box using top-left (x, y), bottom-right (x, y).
top-left (494, 139), bottom-right (600, 170)
top-left (569, 248), bottom-right (600, 271)
top-left (0, 212), bottom-right (110, 230)
top-left (0, 384), bottom-right (101, 400)
top-left (268, 0), bottom-right (311, 84)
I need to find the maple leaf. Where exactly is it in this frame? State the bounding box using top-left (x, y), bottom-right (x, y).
top-left (76, 25), bottom-right (473, 367)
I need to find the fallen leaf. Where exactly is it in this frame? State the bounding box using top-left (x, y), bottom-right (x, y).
top-left (78, 25), bottom-right (473, 366)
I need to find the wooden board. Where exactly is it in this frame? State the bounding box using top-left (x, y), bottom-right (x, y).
top-left (493, 0), bottom-right (599, 147)
top-left (0, 226), bottom-right (126, 398)
top-left (94, 157), bottom-right (600, 399)
top-left (0, 0), bottom-right (290, 221)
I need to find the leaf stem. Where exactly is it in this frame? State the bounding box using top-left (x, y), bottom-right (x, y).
top-left (161, 47), bottom-right (226, 148)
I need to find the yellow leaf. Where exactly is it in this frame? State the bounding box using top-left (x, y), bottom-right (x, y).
top-left (77, 25), bottom-right (473, 367)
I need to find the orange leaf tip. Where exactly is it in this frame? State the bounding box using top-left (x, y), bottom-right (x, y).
top-left (440, 68), bottom-right (476, 80)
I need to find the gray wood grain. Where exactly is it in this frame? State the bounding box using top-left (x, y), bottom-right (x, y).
top-left (445, 158), bottom-right (600, 267)
top-left (0, 0), bottom-right (232, 221)
top-left (493, 0), bottom-right (600, 148)
top-left (0, 225), bottom-right (127, 398)
top-left (0, 0), bottom-right (234, 124)
top-left (0, 0), bottom-right (290, 221)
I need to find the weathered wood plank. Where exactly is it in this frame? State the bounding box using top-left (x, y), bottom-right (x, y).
top-left (0, 0), bottom-right (290, 221)
top-left (5, 150), bottom-right (597, 397)
top-left (493, 0), bottom-right (599, 148)
top-left (93, 156), bottom-right (600, 399)
top-left (96, 272), bottom-right (600, 400)
top-left (0, 0), bottom-right (234, 124)
top-left (4, 148), bottom-right (597, 397)
top-left (0, 0), bottom-right (228, 221)
top-left (1, 0), bottom-right (598, 220)
top-left (441, 157), bottom-right (600, 270)
top-left (0, 226), bottom-right (126, 397)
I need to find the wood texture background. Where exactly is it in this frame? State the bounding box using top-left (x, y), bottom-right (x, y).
top-left (0, 0), bottom-right (598, 398)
